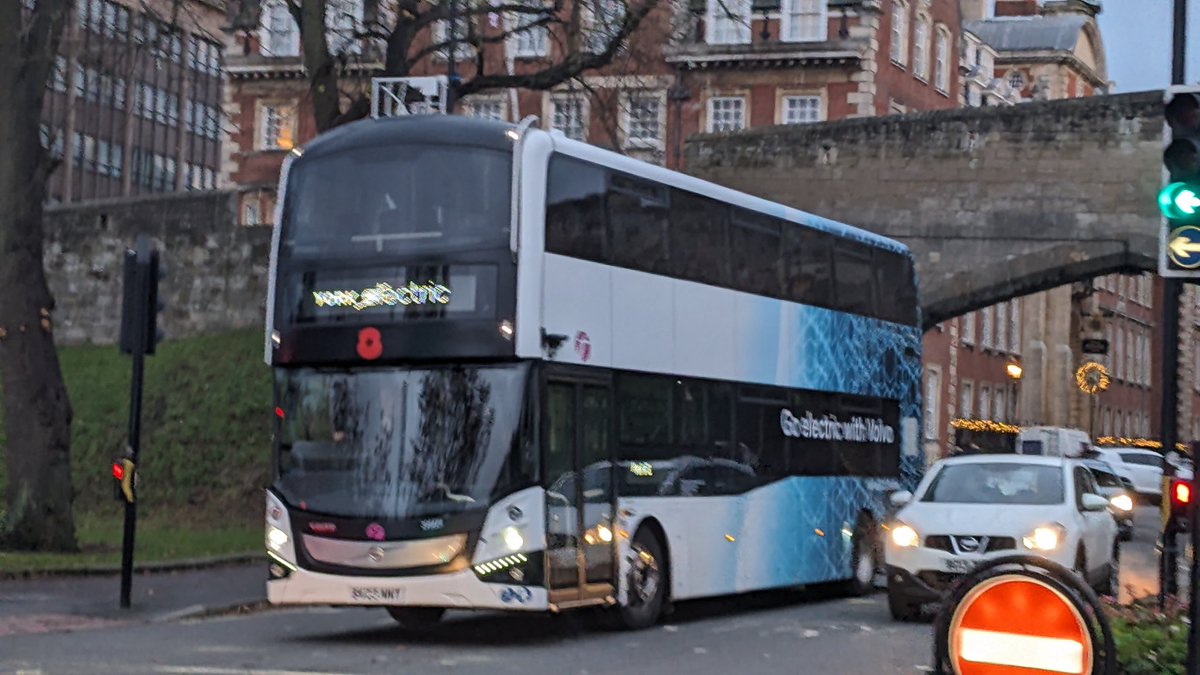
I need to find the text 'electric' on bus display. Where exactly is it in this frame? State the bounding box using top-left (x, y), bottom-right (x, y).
top-left (263, 115), bottom-right (922, 630)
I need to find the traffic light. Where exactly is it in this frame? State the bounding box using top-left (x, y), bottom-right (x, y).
top-left (119, 235), bottom-right (165, 355)
top-left (111, 458), bottom-right (135, 503)
top-left (1169, 477), bottom-right (1193, 531)
top-left (1159, 86), bottom-right (1200, 276)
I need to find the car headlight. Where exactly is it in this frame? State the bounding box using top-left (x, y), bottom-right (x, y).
top-left (1110, 494), bottom-right (1134, 512)
top-left (267, 526), bottom-right (289, 552)
top-left (890, 523), bottom-right (919, 548)
top-left (1022, 524), bottom-right (1065, 551)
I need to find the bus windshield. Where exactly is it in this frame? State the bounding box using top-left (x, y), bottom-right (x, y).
top-left (281, 144), bottom-right (512, 257)
top-left (274, 363), bottom-right (531, 520)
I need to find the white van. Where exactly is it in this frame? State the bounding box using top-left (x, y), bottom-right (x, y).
top-left (1017, 426), bottom-right (1091, 458)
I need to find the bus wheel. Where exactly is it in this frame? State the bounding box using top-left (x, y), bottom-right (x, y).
top-left (617, 528), bottom-right (667, 630)
top-left (385, 606), bottom-right (445, 630)
top-left (842, 516), bottom-right (878, 596)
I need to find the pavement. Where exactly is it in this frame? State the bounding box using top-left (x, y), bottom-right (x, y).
top-left (0, 560), bottom-right (267, 637)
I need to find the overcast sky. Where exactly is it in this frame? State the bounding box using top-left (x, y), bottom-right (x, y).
top-left (1096, 1), bottom-right (1200, 91)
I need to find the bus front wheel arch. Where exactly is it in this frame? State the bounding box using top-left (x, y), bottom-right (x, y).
top-left (616, 524), bottom-right (668, 630)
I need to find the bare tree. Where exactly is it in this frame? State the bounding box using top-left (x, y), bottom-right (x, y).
top-left (0, 0), bottom-right (77, 551)
top-left (230, 0), bottom-right (661, 133)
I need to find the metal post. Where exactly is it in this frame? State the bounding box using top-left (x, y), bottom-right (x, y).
top-left (445, 0), bottom-right (457, 113)
top-left (119, 235), bottom-right (151, 609)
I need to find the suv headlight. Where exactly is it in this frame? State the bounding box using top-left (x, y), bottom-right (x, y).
top-left (890, 522), bottom-right (919, 548)
top-left (1110, 494), bottom-right (1134, 512)
top-left (1022, 523), bottom-right (1066, 551)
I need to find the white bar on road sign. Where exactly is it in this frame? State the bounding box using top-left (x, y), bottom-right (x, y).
top-left (959, 628), bottom-right (1084, 674)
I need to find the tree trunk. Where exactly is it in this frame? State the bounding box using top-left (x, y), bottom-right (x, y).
top-left (0, 0), bottom-right (77, 551)
top-left (298, 0), bottom-right (343, 133)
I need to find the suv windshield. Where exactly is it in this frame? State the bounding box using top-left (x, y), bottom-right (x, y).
top-left (922, 463), bottom-right (1065, 505)
top-left (274, 364), bottom-right (532, 519)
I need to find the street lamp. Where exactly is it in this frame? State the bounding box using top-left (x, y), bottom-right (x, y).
top-left (1005, 361), bottom-right (1023, 381)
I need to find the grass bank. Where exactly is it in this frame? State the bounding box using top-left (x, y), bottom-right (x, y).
top-left (0, 328), bottom-right (271, 567)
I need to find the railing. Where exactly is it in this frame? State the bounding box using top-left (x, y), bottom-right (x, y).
top-left (370, 76), bottom-right (449, 118)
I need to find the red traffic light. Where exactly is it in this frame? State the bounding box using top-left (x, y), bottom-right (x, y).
top-left (1174, 480), bottom-right (1192, 505)
top-left (111, 462), bottom-right (124, 481)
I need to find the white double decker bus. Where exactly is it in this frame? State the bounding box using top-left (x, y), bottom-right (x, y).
top-left (263, 115), bottom-right (923, 629)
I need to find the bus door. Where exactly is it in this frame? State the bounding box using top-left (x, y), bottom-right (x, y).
top-left (543, 373), bottom-right (616, 607)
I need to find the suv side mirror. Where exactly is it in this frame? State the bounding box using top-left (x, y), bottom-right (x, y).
top-left (1081, 493), bottom-right (1109, 512)
top-left (890, 490), bottom-right (913, 507)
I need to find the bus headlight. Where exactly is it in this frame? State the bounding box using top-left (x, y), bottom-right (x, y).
top-left (1022, 524), bottom-right (1065, 551)
top-left (891, 523), bottom-right (919, 548)
top-left (502, 526), bottom-right (524, 551)
top-left (1110, 494), bottom-right (1134, 512)
top-left (267, 526), bottom-right (289, 552)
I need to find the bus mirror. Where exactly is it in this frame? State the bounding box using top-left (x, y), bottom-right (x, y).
top-left (890, 490), bottom-right (913, 507)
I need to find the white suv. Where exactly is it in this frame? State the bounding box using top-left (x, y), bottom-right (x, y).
top-left (884, 455), bottom-right (1119, 621)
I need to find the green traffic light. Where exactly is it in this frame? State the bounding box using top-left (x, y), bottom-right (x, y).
top-left (1159, 182), bottom-right (1200, 219)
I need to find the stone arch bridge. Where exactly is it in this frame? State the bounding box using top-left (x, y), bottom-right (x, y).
top-left (685, 90), bottom-right (1163, 330)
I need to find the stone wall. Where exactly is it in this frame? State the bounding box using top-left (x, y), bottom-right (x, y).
top-left (685, 90), bottom-right (1164, 327)
top-left (44, 191), bottom-right (271, 346)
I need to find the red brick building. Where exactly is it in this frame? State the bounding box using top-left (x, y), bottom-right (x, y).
top-left (222, 0), bottom-right (966, 224)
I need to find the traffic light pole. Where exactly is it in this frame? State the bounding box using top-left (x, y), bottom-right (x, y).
top-left (117, 234), bottom-right (156, 609)
top-left (120, 337), bottom-right (144, 609)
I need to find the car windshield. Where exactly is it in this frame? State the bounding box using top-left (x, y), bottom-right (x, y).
top-left (273, 364), bottom-right (533, 520)
top-left (1088, 466), bottom-right (1124, 489)
top-left (921, 463), bottom-right (1065, 505)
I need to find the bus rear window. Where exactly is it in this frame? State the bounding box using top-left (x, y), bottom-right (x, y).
top-left (281, 144), bottom-right (512, 257)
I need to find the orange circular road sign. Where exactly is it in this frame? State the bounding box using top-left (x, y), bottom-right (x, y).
top-left (948, 573), bottom-right (1091, 675)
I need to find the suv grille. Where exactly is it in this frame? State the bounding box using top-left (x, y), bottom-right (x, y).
top-left (923, 535), bottom-right (1016, 554)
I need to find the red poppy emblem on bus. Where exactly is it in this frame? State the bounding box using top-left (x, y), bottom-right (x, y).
top-left (365, 523), bottom-right (386, 541)
top-left (574, 331), bottom-right (591, 362)
top-left (357, 327), bottom-right (383, 360)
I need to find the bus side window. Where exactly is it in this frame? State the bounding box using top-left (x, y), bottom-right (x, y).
top-left (833, 241), bottom-right (876, 318)
top-left (730, 211), bottom-right (783, 298)
top-left (608, 174), bottom-right (670, 275)
top-left (669, 188), bottom-right (730, 287)
top-left (783, 226), bottom-right (834, 308)
top-left (546, 156), bottom-right (608, 262)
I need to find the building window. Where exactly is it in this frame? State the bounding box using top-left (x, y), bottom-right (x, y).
top-left (913, 14), bottom-right (929, 80)
top-left (432, 12), bottom-right (473, 60)
top-left (981, 305), bottom-right (993, 349)
top-left (258, 102), bottom-right (296, 150)
top-left (260, 0), bottom-right (300, 56)
top-left (243, 201), bottom-right (261, 227)
top-left (994, 389), bottom-right (1006, 422)
top-left (924, 368), bottom-right (940, 441)
top-left (510, 2), bottom-right (549, 57)
top-left (1008, 70), bottom-right (1024, 91)
top-left (781, 0), bottom-right (826, 42)
top-left (551, 96), bottom-right (586, 141)
top-left (586, 0), bottom-right (625, 53)
top-left (782, 95), bottom-right (821, 125)
top-left (960, 380), bottom-right (973, 418)
top-left (326, 0), bottom-right (363, 54)
top-left (1009, 299), bottom-right (1020, 355)
top-left (1114, 327), bottom-right (1124, 381)
top-left (978, 386), bottom-right (990, 423)
top-left (707, 0), bottom-right (751, 45)
top-left (707, 96), bottom-right (745, 133)
top-left (1125, 327), bottom-right (1134, 383)
top-left (890, 0), bottom-right (908, 66)
top-left (465, 99), bottom-right (506, 120)
top-left (934, 26), bottom-right (950, 93)
top-left (995, 302), bottom-right (1008, 352)
top-left (961, 312), bottom-right (974, 346)
top-left (625, 93), bottom-right (662, 148)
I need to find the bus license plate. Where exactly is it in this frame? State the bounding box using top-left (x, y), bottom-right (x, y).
top-left (351, 587), bottom-right (404, 602)
top-left (945, 559), bottom-right (975, 574)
